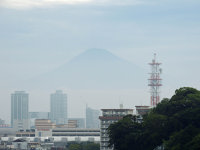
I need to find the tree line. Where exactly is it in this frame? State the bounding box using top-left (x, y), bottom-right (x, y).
top-left (107, 87), bottom-right (200, 150)
top-left (65, 142), bottom-right (99, 150)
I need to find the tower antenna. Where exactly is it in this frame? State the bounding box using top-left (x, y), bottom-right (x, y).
top-left (148, 53), bottom-right (162, 107)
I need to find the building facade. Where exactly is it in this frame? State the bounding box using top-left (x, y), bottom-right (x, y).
top-left (50, 90), bottom-right (68, 125)
top-left (29, 112), bottom-right (50, 129)
top-left (35, 119), bottom-right (56, 137)
top-left (135, 106), bottom-right (151, 123)
top-left (0, 118), bottom-right (5, 125)
top-left (99, 108), bottom-right (133, 150)
top-left (52, 128), bottom-right (100, 137)
top-left (86, 107), bottom-right (100, 128)
top-left (68, 118), bottom-right (85, 128)
top-left (11, 91), bottom-right (29, 131)
top-left (135, 106), bottom-right (151, 116)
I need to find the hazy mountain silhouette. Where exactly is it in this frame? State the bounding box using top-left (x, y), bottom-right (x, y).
top-left (30, 48), bottom-right (146, 89)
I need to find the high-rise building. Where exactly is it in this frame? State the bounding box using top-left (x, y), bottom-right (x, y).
top-left (99, 107), bottom-right (133, 150)
top-left (11, 91), bottom-right (29, 131)
top-left (86, 106), bottom-right (100, 128)
top-left (50, 90), bottom-right (67, 125)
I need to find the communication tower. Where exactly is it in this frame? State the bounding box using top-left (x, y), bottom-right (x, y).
top-left (148, 53), bottom-right (162, 107)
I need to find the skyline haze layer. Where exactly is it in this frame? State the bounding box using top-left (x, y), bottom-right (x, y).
top-left (0, 0), bottom-right (200, 123)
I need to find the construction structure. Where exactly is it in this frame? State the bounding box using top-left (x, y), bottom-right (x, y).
top-left (148, 53), bottom-right (162, 107)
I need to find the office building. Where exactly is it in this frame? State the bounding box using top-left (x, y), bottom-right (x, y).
top-left (50, 90), bottom-right (68, 125)
top-left (11, 91), bottom-right (29, 131)
top-left (86, 106), bottom-right (100, 128)
top-left (99, 107), bottom-right (133, 150)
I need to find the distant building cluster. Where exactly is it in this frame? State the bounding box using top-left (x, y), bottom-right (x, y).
top-left (0, 90), bottom-right (152, 150)
top-left (1, 90), bottom-right (98, 131)
top-left (8, 90), bottom-right (101, 132)
top-left (0, 54), bottom-right (160, 150)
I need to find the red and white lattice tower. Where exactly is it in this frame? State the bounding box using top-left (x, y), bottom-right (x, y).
top-left (148, 53), bottom-right (162, 107)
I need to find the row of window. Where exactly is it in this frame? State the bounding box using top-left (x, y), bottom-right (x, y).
top-left (103, 111), bottom-right (127, 115)
top-left (101, 120), bottom-right (116, 124)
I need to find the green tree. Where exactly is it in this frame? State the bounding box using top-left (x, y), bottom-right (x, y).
top-left (107, 115), bottom-right (142, 150)
top-left (107, 87), bottom-right (200, 150)
top-left (185, 133), bottom-right (200, 150)
top-left (164, 125), bottom-right (200, 150)
top-left (68, 143), bottom-right (81, 150)
top-left (82, 142), bottom-right (100, 150)
top-left (67, 142), bottom-right (99, 150)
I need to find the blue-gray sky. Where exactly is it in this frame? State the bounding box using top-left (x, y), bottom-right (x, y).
top-left (0, 0), bottom-right (200, 123)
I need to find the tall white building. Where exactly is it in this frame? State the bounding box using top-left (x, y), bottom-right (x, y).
top-left (50, 90), bottom-right (67, 125)
top-left (11, 91), bottom-right (29, 131)
top-left (86, 106), bottom-right (100, 128)
top-left (99, 108), bottom-right (133, 150)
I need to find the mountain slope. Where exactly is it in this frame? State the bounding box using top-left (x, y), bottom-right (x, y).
top-left (30, 48), bottom-right (146, 89)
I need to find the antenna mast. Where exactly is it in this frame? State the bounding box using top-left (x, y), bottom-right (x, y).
top-left (148, 53), bottom-right (162, 107)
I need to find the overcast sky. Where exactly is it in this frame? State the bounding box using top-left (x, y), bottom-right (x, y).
top-left (0, 0), bottom-right (200, 123)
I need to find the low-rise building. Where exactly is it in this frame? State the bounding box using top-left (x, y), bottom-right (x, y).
top-left (0, 128), bottom-right (16, 137)
top-left (135, 106), bottom-right (151, 123)
top-left (135, 106), bottom-right (151, 116)
top-left (16, 129), bottom-right (35, 137)
top-left (29, 112), bottom-right (50, 129)
top-left (35, 119), bottom-right (56, 137)
top-left (12, 138), bottom-right (28, 150)
top-left (67, 120), bottom-right (78, 128)
top-left (68, 118), bottom-right (85, 128)
top-left (52, 128), bottom-right (100, 137)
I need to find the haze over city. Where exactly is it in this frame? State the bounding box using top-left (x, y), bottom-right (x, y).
top-left (0, 0), bottom-right (200, 124)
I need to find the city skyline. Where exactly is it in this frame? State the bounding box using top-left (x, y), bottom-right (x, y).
top-left (0, 0), bottom-right (200, 123)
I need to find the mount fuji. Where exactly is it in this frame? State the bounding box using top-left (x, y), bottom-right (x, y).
top-left (30, 48), bottom-right (146, 89)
